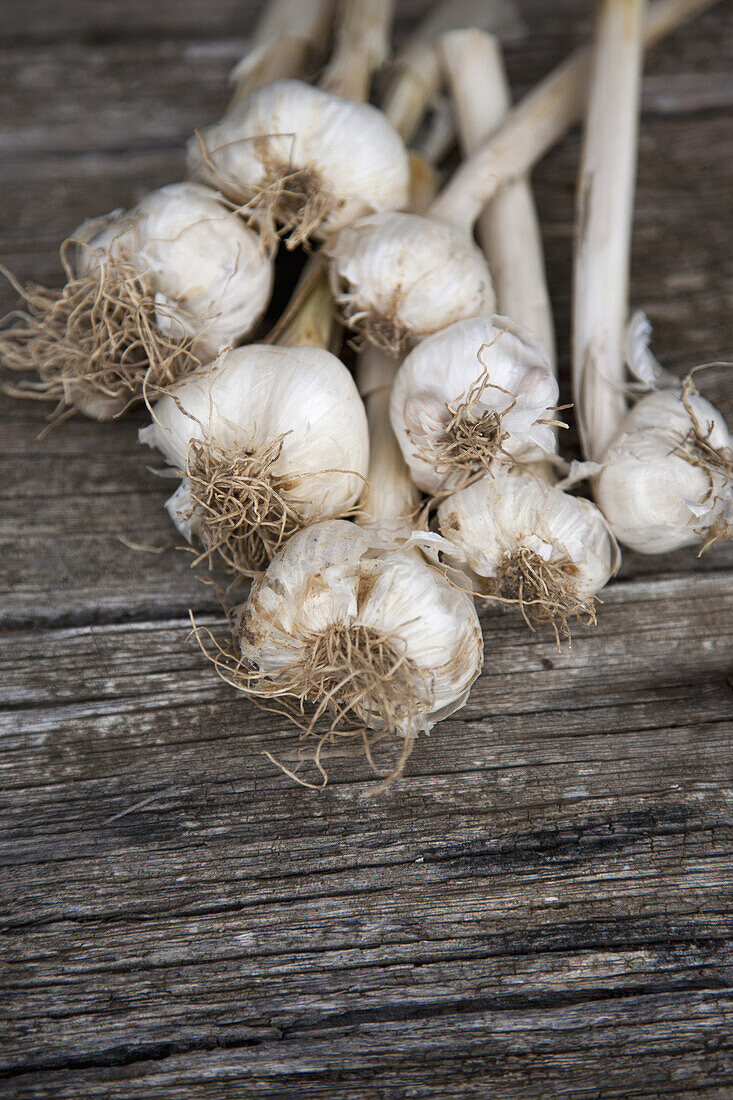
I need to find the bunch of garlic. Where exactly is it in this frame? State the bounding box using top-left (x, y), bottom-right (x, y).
top-left (390, 316), bottom-right (559, 494)
top-left (230, 519), bottom-right (483, 785)
top-left (139, 342), bottom-right (369, 574)
top-left (1, 182), bottom-right (274, 421)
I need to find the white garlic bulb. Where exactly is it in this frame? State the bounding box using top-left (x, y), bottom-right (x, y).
top-left (75, 182), bottom-right (273, 360)
top-left (139, 344), bottom-right (369, 572)
top-left (595, 388), bottom-right (733, 554)
top-left (186, 80), bottom-right (410, 247)
top-left (2, 182), bottom-right (274, 423)
top-left (390, 316), bottom-right (559, 494)
top-left (328, 211), bottom-right (495, 352)
top-left (128, 182), bottom-right (274, 360)
top-left (237, 520), bottom-right (484, 758)
top-left (438, 468), bottom-right (619, 637)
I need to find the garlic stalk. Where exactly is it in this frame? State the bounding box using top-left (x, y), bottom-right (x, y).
top-left (188, 0), bottom-right (410, 249)
top-left (441, 28), bottom-right (555, 371)
top-left (1, 182), bottom-right (273, 423)
top-left (390, 316), bottom-right (559, 496)
top-left (356, 345), bottom-right (421, 542)
top-left (228, 0), bottom-right (334, 106)
top-left (380, 0), bottom-right (522, 146)
top-left (437, 470), bottom-right (620, 644)
top-left (139, 270), bottom-right (369, 574)
top-left (573, 0), bottom-right (645, 463)
top-left (430, 0), bottom-right (718, 230)
top-left (328, 0), bottom-right (717, 352)
top-left (210, 519), bottom-right (484, 788)
top-left (319, 0), bottom-right (393, 101)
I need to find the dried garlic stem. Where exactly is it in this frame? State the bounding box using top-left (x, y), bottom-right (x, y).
top-left (573, 0), bottom-right (645, 461)
top-left (357, 347), bottom-right (420, 532)
top-left (320, 0), bottom-right (393, 101)
top-left (278, 267), bottom-right (336, 350)
top-left (429, 0), bottom-right (719, 232)
top-left (441, 29), bottom-right (555, 372)
top-left (381, 0), bottom-right (521, 144)
top-left (228, 0), bottom-right (334, 106)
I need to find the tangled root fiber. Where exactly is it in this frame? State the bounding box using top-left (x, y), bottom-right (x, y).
top-left (185, 434), bottom-right (306, 576)
top-left (0, 245), bottom-right (199, 426)
top-left (484, 546), bottom-right (598, 647)
top-left (192, 613), bottom-right (429, 791)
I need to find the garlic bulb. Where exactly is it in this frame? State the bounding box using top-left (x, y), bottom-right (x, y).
top-left (594, 386), bottom-right (733, 554)
top-left (230, 519), bottom-right (483, 781)
top-left (438, 468), bottom-right (619, 640)
top-left (328, 211), bottom-right (495, 352)
top-left (186, 80), bottom-right (410, 248)
top-left (1, 182), bottom-right (273, 422)
top-left (139, 344), bottom-right (369, 573)
top-left (124, 183), bottom-right (274, 362)
top-left (390, 316), bottom-right (559, 494)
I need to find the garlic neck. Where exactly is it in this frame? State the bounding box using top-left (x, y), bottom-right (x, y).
top-left (228, 0), bottom-right (334, 106)
top-left (277, 268), bottom-right (335, 349)
top-left (357, 346), bottom-right (420, 531)
top-left (319, 0), bottom-right (393, 102)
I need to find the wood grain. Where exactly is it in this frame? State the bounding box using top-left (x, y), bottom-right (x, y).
top-left (1, 1), bottom-right (732, 1097)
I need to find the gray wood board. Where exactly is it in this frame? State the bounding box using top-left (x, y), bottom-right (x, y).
top-left (1, 1), bottom-right (732, 1097)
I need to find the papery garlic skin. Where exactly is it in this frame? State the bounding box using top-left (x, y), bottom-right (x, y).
top-left (390, 316), bottom-right (559, 494)
top-left (239, 520), bottom-right (484, 732)
top-left (186, 80), bottom-right (410, 242)
top-left (76, 182), bottom-right (274, 360)
top-left (131, 183), bottom-right (273, 360)
top-left (139, 344), bottom-right (369, 537)
top-left (438, 468), bottom-right (619, 600)
top-left (594, 390), bottom-right (733, 555)
top-left (328, 212), bottom-right (495, 350)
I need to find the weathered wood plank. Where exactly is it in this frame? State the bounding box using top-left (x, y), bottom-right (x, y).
top-left (0, 0), bottom-right (451, 45)
top-left (6, 999), bottom-right (733, 1100)
top-left (0, 572), bottom-right (731, 1085)
top-left (1, 2), bottom-right (732, 1097)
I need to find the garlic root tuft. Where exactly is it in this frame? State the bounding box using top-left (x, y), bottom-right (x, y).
top-left (483, 547), bottom-right (598, 647)
top-left (0, 248), bottom-right (200, 424)
top-left (422, 375), bottom-right (514, 492)
top-left (184, 434), bottom-right (309, 576)
top-left (679, 377), bottom-right (733, 487)
top-left (334, 295), bottom-right (414, 356)
top-left (198, 615), bottom-right (426, 790)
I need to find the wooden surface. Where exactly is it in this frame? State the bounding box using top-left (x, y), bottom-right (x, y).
top-left (1, 2), bottom-right (732, 1096)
